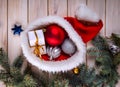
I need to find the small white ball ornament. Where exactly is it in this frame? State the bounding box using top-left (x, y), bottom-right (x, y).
top-left (61, 38), bottom-right (76, 55)
top-left (47, 46), bottom-right (61, 60)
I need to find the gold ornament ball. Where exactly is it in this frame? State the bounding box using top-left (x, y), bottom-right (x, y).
top-left (73, 67), bottom-right (79, 74)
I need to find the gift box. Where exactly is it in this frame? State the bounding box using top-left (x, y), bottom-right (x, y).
top-left (28, 30), bottom-right (46, 56)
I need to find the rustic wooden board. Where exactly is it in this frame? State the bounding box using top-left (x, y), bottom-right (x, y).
top-left (0, 1), bottom-right (8, 80)
top-left (0, 0), bottom-right (7, 86)
top-left (29, 0), bottom-right (48, 22)
top-left (106, 0), bottom-right (120, 36)
top-left (48, 0), bottom-right (67, 16)
top-left (8, 0), bottom-right (27, 64)
top-left (68, 0), bottom-right (86, 17)
top-left (0, 0), bottom-right (7, 51)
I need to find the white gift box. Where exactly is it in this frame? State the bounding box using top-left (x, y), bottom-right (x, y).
top-left (28, 30), bottom-right (46, 54)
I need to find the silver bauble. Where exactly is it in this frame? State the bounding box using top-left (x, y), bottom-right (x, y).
top-left (47, 46), bottom-right (61, 60)
top-left (61, 39), bottom-right (76, 55)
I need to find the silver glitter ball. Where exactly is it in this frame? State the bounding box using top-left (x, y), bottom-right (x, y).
top-left (47, 46), bottom-right (61, 60)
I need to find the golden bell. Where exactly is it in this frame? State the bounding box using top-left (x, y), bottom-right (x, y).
top-left (73, 67), bottom-right (79, 74)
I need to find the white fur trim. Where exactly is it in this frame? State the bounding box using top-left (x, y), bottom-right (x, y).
top-left (75, 4), bottom-right (100, 22)
top-left (21, 16), bottom-right (86, 73)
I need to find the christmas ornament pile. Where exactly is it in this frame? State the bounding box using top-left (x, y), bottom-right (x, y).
top-left (21, 4), bottom-right (103, 73)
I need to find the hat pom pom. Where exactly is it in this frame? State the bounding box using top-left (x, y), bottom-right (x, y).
top-left (75, 4), bottom-right (100, 22)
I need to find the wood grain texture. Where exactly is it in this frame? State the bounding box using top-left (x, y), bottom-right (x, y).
top-left (0, 0), bottom-right (8, 86)
top-left (8, 0), bottom-right (27, 64)
top-left (106, 0), bottom-right (120, 36)
top-left (48, 0), bottom-right (67, 16)
top-left (0, 0), bottom-right (7, 51)
top-left (29, 0), bottom-right (48, 22)
top-left (68, 0), bottom-right (86, 17)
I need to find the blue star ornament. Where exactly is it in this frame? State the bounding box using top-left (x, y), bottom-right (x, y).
top-left (12, 24), bottom-right (23, 35)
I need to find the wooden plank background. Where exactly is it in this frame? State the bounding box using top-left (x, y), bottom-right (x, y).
top-left (0, 0), bottom-right (120, 86)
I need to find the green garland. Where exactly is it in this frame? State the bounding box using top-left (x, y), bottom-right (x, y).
top-left (0, 33), bottom-right (120, 87)
top-left (0, 49), bottom-right (37, 87)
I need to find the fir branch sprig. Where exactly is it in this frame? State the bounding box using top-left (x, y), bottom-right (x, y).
top-left (0, 48), bottom-right (10, 72)
top-left (111, 33), bottom-right (120, 47)
top-left (0, 48), bottom-right (37, 87)
top-left (92, 35), bottom-right (119, 87)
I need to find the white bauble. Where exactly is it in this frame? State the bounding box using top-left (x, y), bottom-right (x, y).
top-left (61, 39), bottom-right (76, 55)
top-left (47, 46), bottom-right (61, 60)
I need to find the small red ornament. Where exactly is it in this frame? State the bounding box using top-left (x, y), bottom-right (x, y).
top-left (45, 24), bottom-right (66, 46)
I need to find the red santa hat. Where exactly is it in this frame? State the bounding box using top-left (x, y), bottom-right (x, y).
top-left (47, 4), bottom-right (103, 43)
top-left (21, 4), bottom-right (103, 73)
top-left (66, 4), bottom-right (103, 43)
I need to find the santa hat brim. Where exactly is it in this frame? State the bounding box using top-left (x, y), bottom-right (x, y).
top-left (21, 16), bottom-right (86, 73)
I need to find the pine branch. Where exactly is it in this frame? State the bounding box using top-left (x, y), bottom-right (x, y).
top-left (113, 53), bottom-right (120, 66)
top-left (92, 35), bottom-right (108, 50)
top-left (0, 48), bottom-right (10, 72)
top-left (10, 67), bottom-right (23, 83)
top-left (50, 79), bottom-right (69, 87)
top-left (0, 70), bottom-right (14, 86)
top-left (12, 55), bottom-right (24, 68)
top-left (79, 65), bottom-right (96, 87)
top-left (91, 35), bottom-right (119, 87)
top-left (23, 74), bottom-right (37, 87)
top-left (111, 33), bottom-right (120, 47)
top-left (87, 47), bottom-right (99, 58)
